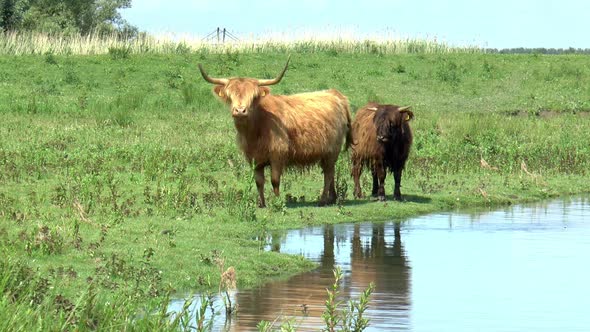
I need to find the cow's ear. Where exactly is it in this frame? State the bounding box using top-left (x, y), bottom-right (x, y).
top-left (259, 86), bottom-right (270, 97)
top-left (213, 85), bottom-right (225, 98)
top-left (403, 111), bottom-right (414, 121)
top-left (399, 106), bottom-right (413, 121)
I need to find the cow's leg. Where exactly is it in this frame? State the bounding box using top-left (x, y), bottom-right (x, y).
top-left (352, 156), bottom-right (363, 199)
top-left (375, 160), bottom-right (386, 202)
top-left (254, 164), bottom-right (266, 208)
top-left (393, 167), bottom-right (403, 201)
top-left (371, 166), bottom-right (379, 198)
top-left (270, 162), bottom-right (284, 199)
top-left (319, 158), bottom-right (337, 206)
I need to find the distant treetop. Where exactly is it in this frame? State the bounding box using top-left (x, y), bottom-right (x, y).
top-left (0, 0), bottom-right (137, 37)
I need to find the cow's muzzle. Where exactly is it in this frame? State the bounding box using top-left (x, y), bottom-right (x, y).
top-left (232, 107), bottom-right (248, 117)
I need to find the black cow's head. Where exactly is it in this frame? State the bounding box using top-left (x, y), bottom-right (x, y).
top-left (371, 105), bottom-right (413, 143)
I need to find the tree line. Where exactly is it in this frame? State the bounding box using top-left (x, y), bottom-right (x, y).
top-left (0, 0), bottom-right (136, 36)
top-left (486, 47), bottom-right (590, 55)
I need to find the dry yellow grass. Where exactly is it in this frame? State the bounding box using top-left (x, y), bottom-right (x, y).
top-left (0, 31), bottom-right (483, 55)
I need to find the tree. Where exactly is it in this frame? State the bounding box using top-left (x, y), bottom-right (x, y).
top-left (1, 0), bottom-right (19, 31)
top-left (2, 0), bottom-right (136, 36)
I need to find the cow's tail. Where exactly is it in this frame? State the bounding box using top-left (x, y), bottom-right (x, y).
top-left (344, 103), bottom-right (353, 151)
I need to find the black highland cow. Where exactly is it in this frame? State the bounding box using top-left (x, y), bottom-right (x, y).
top-left (351, 103), bottom-right (414, 201)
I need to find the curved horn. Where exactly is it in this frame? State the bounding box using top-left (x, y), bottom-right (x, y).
top-left (198, 64), bottom-right (229, 85)
top-left (257, 55), bottom-right (291, 86)
top-left (398, 106), bottom-right (412, 112)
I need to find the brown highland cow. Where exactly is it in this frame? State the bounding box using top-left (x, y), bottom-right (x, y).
top-left (351, 103), bottom-right (414, 201)
top-left (198, 57), bottom-right (352, 207)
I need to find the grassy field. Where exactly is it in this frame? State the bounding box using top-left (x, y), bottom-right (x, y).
top-left (1, 45), bottom-right (590, 329)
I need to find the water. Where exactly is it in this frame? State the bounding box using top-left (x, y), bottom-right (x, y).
top-left (169, 197), bottom-right (590, 331)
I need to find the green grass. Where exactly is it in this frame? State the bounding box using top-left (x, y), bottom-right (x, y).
top-left (1, 50), bottom-right (590, 330)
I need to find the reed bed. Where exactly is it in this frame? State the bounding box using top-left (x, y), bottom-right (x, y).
top-left (0, 31), bottom-right (483, 55)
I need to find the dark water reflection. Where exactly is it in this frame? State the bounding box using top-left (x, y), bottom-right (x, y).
top-left (233, 222), bottom-right (410, 331)
top-left (169, 197), bottom-right (590, 331)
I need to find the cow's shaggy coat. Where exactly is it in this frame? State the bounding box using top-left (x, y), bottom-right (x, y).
top-left (351, 103), bottom-right (413, 201)
top-left (199, 58), bottom-right (352, 207)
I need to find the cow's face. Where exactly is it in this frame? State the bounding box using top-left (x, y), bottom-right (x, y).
top-left (198, 57), bottom-right (290, 119)
top-left (213, 79), bottom-right (270, 118)
top-left (374, 106), bottom-right (413, 143)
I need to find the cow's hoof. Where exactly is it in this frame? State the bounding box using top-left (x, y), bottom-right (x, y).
top-left (318, 199), bottom-right (336, 207)
top-left (393, 195), bottom-right (402, 201)
top-left (378, 195), bottom-right (386, 202)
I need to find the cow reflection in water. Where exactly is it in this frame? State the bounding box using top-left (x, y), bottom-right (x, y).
top-left (348, 223), bottom-right (410, 329)
top-left (232, 223), bottom-right (410, 331)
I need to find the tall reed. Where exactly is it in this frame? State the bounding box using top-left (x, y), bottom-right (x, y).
top-left (0, 31), bottom-right (483, 56)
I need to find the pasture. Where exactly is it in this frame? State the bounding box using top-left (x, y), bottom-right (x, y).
top-left (1, 45), bottom-right (590, 329)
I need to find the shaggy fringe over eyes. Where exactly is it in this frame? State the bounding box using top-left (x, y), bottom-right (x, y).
top-left (224, 79), bottom-right (262, 108)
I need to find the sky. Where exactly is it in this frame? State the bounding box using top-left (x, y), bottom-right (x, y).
top-left (121, 0), bottom-right (590, 49)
